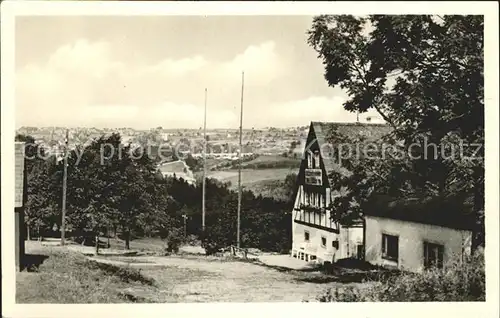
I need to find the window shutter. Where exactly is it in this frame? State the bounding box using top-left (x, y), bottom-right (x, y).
top-left (382, 235), bottom-right (386, 255)
top-left (424, 242), bottom-right (429, 268)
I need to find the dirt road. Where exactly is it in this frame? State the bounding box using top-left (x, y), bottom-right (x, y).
top-left (88, 254), bottom-right (364, 302)
top-left (19, 241), bottom-right (369, 303)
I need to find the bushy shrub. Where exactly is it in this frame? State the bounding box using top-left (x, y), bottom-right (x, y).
top-left (185, 234), bottom-right (200, 246)
top-left (200, 230), bottom-right (225, 255)
top-left (318, 249), bottom-right (485, 302)
top-left (164, 227), bottom-right (183, 253)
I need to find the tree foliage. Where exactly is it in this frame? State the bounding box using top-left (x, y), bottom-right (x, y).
top-left (308, 15), bottom-right (484, 246)
top-left (165, 176), bottom-right (292, 255)
top-left (17, 133), bottom-right (292, 254)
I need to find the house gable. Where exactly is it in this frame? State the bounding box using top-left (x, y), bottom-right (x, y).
top-left (291, 121), bottom-right (404, 265)
top-left (297, 123), bottom-right (330, 193)
top-left (294, 121), bottom-right (392, 198)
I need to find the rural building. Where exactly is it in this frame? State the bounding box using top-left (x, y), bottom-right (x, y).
top-left (363, 195), bottom-right (475, 273)
top-left (291, 121), bottom-right (391, 264)
top-left (15, 142), bottom-right (27, 271)
top-left (159, 160), bottom-right (196, 184)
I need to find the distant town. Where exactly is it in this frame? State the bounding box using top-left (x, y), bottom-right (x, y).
top-left (16, 125), bottom-right (310, 161)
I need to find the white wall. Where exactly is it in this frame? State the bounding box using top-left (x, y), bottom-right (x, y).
top-left (292, 222), bottom-right (364, 263)
top-left (339, 226), bottom-right (364, 259)
top-left (292, 185), bottom-right (366, 263)
top-left (365, 216), bottom-right (472, 273)
top-left (292, 221), bottom-right (340, 263)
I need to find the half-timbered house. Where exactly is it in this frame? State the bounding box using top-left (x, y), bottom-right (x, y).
top-left (291, 121), bottom-right (391, 264)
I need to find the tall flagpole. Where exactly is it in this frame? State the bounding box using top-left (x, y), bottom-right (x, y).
top-left (237, 72), bottom-right (244, 248)
top-left (61, 129), bottom-right (68, 246)
top-left (202, 88), bottom-right (207, 232)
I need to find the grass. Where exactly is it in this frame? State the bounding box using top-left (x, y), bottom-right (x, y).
top-left (94, 256), bottom-right (155, 264)
top-left (236, 155), bottom-right (300, 170)
top-left (26, 242), bottom-right (462, 303)
top-left (202, 155), bottom-right (299, 196)
top-left (16, 244), bottom-right (159, 303)
top-left (107, 237), bottom-right (166, 252)
top-left (317, 250), bottom-right (486, 302)
top-left (208, 168), bottom-right (294, 190)
top-left (16, 236), bottom-right (486, 303)
top-left (17, 243), bottom-right (368, 302)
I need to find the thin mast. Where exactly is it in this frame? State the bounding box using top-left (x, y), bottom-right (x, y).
top-left (61, 129), bottom-right (68, 246)
top-left (202, 88), bottom-right (207, 232)
top-left (237, 72), bottom-right (244, 248)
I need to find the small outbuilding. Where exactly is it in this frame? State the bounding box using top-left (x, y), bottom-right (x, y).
top-left (363, 195), bottom-right (476, 273)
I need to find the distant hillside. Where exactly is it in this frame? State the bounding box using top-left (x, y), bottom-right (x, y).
top-left (232, 155), bottom-right (301, 170)
top-left (242, 179), bottom-right (291, 202)
top-left (207, 168), bottom-right (295, 190)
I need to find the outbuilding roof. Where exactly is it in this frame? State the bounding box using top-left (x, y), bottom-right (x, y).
top-left (363, 194), bottom-right (476, 231)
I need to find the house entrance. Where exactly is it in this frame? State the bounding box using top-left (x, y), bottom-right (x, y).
top-left (356, 244), bottom-right (364, 260)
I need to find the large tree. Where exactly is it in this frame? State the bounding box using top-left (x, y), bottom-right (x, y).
top-left (308, 15), bottom-right (484, 247)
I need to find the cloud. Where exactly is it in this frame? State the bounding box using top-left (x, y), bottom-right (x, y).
top-left (16, 38), bottom-right (356, 129)
top-left (16, 38), bottom-right (285, 127)
top-left (150, 102), bottom-right (238, 129)
top-left (218, 41), bottom-right (284, 85)
top-left (43, 39), bottom-right (126, 83)
top-left (145, 55), bottom-right (208, 77)
top-left (251, 96), bottom-right (384, 128)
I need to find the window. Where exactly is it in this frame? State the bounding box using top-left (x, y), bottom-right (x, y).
top-left (382, 234), bottom-right (399, 262)
top-left (357, 245), bottom-right (364, 260)
top-left (424, 242), bottom-right (444, 269)
top-left (305, 168), bottom-right (322, 186)
top-left (332, 240), bottom-right (339, 249)
top-left (321, 236), bottom-right (327, 248)
top-left (304, 231), bottom-right (310, 242)
top-left (307, 151), bottom-right (313, 168)
top-left (313, 151), bottom-right (320, 168)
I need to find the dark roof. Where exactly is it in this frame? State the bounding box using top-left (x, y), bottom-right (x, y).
top-left (310, 121), bottom-right (392, 180)
top-left (311, 121), bottom-right (392, 145)
top-left (363, 195), bottom-right (476, 231)
top-left (308, 122), bottom-right (475, 231)
top-left (159, 160), bottom-right (187, 174)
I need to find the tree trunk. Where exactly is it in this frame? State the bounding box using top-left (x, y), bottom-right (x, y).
top-left (95, 233), bottom-right (100, 255)
top-left (37, 225), bottom-right (42, 241)
top-left (107, 228), bottom-right (111, 248)
top-left (471, 167), bottom-right (485, 253)
top-left (125, 228), bottom-right (130, 250)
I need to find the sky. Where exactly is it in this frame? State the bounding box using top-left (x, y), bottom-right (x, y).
top-left (15, 15), bottom-right (382, 129)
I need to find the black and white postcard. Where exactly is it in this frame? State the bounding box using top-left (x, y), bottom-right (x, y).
top-left (2, 1), bottom-right (498, 318)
